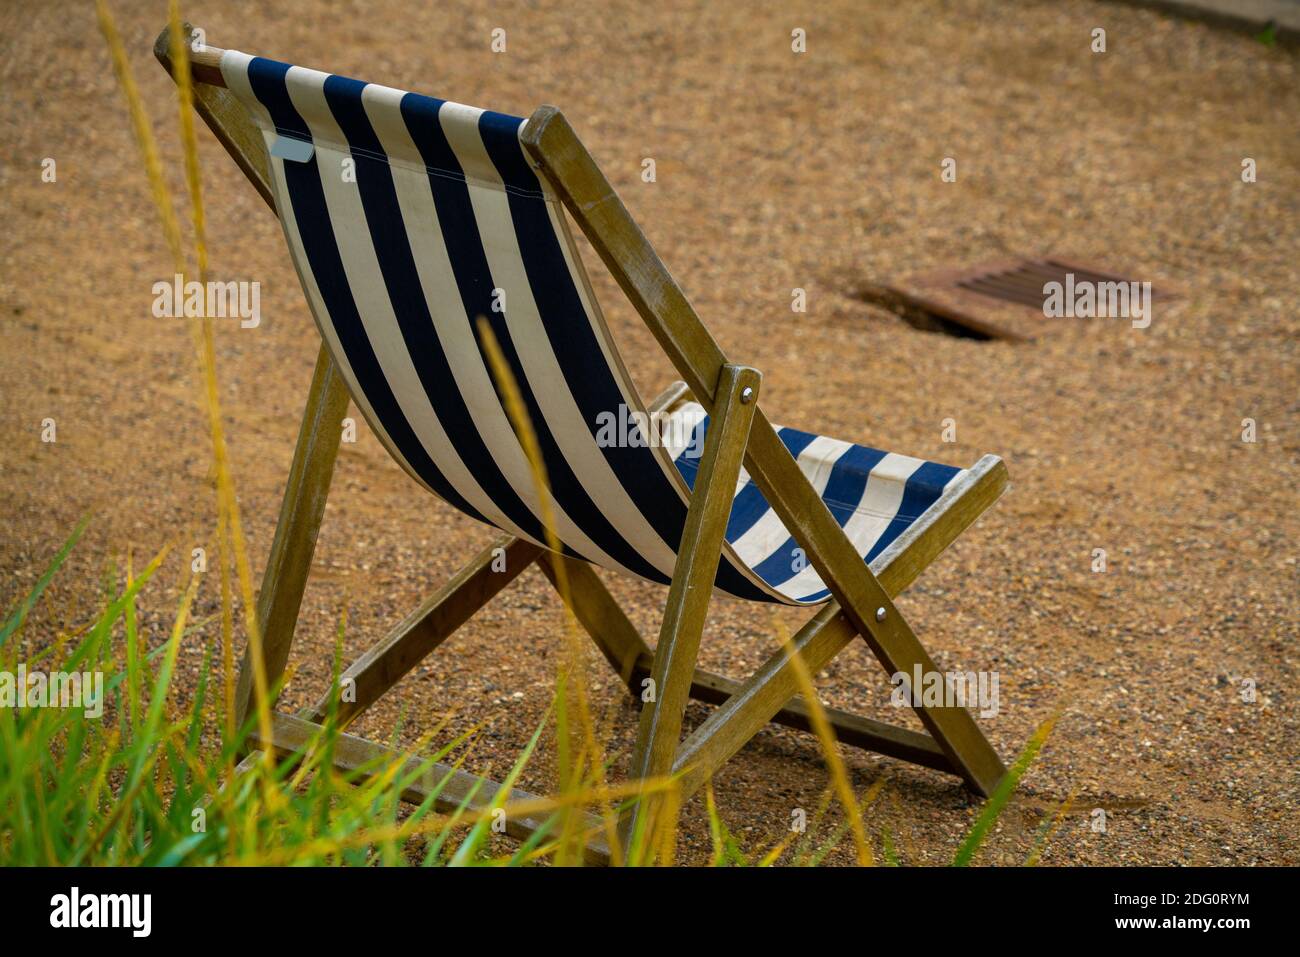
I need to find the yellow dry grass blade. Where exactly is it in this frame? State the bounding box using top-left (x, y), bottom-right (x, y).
top-left (163, 5), bottom-right (276, 773)
top-left (97, 0), bottom-right (277, 784)
top-left (162, 5), bottom-right (238, 770)
top-left (1025, 786), bottom-right (1078, 866)
top-left (94, 0), bottom-right (184, 265)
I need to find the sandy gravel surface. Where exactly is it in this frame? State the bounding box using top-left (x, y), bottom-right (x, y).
top-left (1, 0), bottom-right (1296, 864)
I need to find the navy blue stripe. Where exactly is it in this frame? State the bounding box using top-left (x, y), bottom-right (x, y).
top-left (799, 462), bottom-right (959, 602)
top-left (864, 461), bottom-right (959, 562)
top-left (402, 103), bottom-right (673, 586)
top-left (676, 423), bottom-right (819, 543)
top-left (398, 92), bottom-right (459, 171)
top-left (244, 58), bottom-right (488, 525)
top-left (479, 110), bottom-right (545, 196)
top-left (821, 444), bottom-right (890, 522)
top-left (747, 442), bottom-right (890, 587)
top-left (319, 78), bottom-right (577, 554)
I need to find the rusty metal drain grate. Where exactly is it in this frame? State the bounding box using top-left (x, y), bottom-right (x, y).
top-left (860, 257), bottom-right (1174, 342)
top-left (955, 259), bottom-right (1169, 310)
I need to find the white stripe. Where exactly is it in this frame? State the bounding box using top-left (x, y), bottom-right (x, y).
top-left (727, 436), bottom-right (851, 575)
top-left (663, 402), bottom-right (707, 462)
top-left (775, 452), bottom-right (921, 599)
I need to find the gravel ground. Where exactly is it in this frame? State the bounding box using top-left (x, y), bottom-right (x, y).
top-left (1, 0), bottom-right (1296, 865)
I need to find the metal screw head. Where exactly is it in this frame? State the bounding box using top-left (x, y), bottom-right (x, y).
top-left (875, 607), bottom-right (887, 622)
top-left (740, 386), bottom-right (755, 404)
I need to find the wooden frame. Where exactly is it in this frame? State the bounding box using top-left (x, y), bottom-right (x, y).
top-left (157, 27), bottom-right (1010, 865)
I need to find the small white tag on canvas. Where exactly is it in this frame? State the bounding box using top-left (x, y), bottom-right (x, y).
top-left (270, 136), bottom-right (315, 163)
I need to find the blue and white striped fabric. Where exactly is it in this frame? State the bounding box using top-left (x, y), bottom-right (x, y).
top-left (660, 403), bottom-right (964, 604)
top-left (221, 52), bottom-right (966, 605)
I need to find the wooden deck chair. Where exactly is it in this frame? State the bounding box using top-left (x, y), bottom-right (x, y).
top-left (157, 27), bottom-right (1011, 864)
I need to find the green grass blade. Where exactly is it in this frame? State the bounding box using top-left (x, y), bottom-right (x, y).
top-left (952, 714), bottom-right (1058, 867)
top-left (0, 517), bottom-right (87, 647)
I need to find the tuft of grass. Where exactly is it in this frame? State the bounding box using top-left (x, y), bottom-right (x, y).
top-left (704, 783), bottom-right (750, 866)
top-left (0, 528), bottom-right (680, 866)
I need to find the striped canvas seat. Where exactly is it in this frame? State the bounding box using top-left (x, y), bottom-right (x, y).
top-left (221, 52), bottom-right (966, 606)
top-left (660, 402), bottom-right (963, 603)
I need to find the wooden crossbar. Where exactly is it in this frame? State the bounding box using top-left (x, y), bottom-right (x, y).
top-left (537, 553), bottom-right (950, 773)
top-left (260, 711), bottom-right (611, 865)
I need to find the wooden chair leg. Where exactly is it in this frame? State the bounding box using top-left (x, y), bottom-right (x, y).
top-left (234, 344), bottom-right (350, 727)
top-left (622, 364), bottom-right (761, 844)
